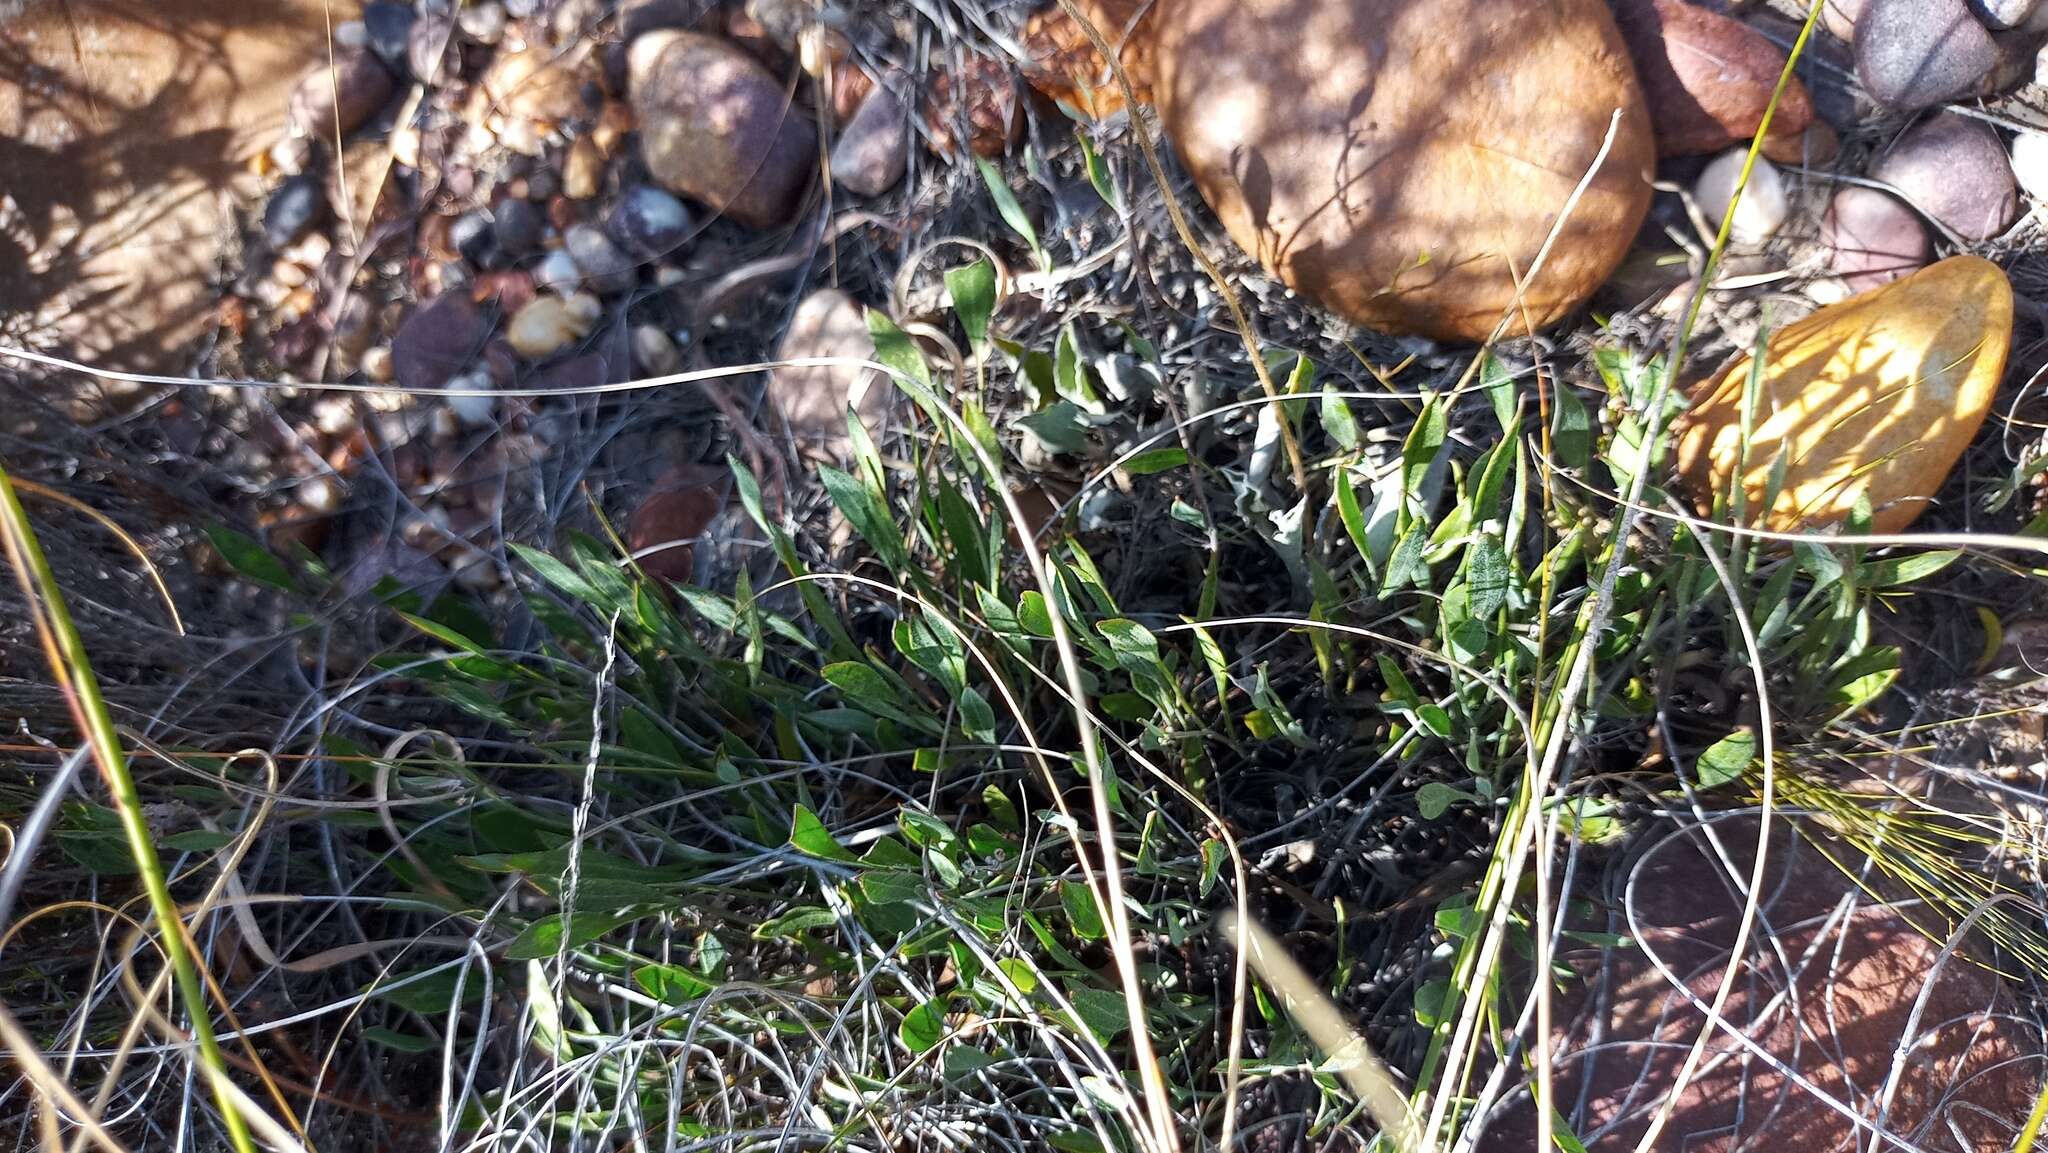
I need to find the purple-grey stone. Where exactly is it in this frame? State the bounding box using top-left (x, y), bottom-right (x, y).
top-left (1871, 112), bottom-right (2018, 241)
top-left (1855, 0), bottom-right (2000, 111)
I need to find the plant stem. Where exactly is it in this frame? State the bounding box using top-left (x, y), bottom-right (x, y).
top-left (0, 462), bottom-right (259, 1153)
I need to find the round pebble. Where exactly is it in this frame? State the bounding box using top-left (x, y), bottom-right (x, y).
top-left (362, 2), bottom-right (417, 77)
top-left (608, 185), bottom-right (693, 259)
top-left (363, 345), bottom-right (396, 383)
top-left (1822, 185), bottom-right (1931, 292)
top-left (492, 197), bottom-right (545, 256)
top-left (535, 249), bottom-right (583, 294)
top-left (457, 0), bottom-right (507, 42)
top-left (1695, 151), bottom-right (1789, 245)
top-left (261, 174), bottom-right (327, 250)
top-left (2010, 129), bottom-right (2048, 202)
top-left (409, 12), bottom-right (457, 84)
top-left (1970, 0), bottom-right (2044, 29)
top-left (632, 324), bottom-right (682, 376)
top-left (1872, 112), bottom-right (2018, 241)
top-left (563, 136), bottom-right (604, 200)
top-left (506, 293), bottom-right (600, 359)
top-left (392, 294), bottom-right (491, 390)
top-left (564, 223), bottom-right (638, 295)
top-left (1855, 0), bottom-right (2001, 111)
top-left (450, 210), bottom-right (499, 267)
top-left (444, 367), bottom-right (499, 426)
top-left (287, 46), bottom-right (395, 139)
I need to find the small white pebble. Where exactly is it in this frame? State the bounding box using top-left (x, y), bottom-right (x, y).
top-left (445, 367), bottom-right (499, 426)
top-left (2010, 130), bottom-right (2048, 203)
top-left (362, 346), bottom-right (395, 384)
top-left (534, 248), bottom-right (581, 294)
top-left (1695, 149), bottom-right (1789, 245)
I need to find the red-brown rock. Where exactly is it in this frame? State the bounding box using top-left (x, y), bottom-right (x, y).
top-left (1612, 0), bottom-right (1817, 162)
top-left (629, 30), bottom-right (817, 228)
top-left (1485, 818), bottom-right (2044, 1151)
top-left (628, 466), bottom-right (722, 582)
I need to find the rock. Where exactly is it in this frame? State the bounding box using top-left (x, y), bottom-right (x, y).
top-left (1611, 0), bottom-right (1816, 163)
top-left (628, 466), bottom-right (722, 582)
top-left (1486, 817), bottom-right (2044, 1152)
top-left (768, 289), bottom-right (890, 462)
top-left (363, 345), bottom-right (396, 383)
top-left (1872, 113), bottom-right (2019, 242)
top-left (492, 197), bottom-right (546, 256)
top-left (1152, 0), bottom-right (1655, 343)
top-left (1822, 0), bottom-right (1867, 39)
top-left (288, 46), bottom-right (394, 139)
top-left (476, 46), bottom-right (592, 154)
top-left (608, 185), bottom-right (693, 259)
top-left (925, 53), bottom-right (1024, 158)
top-left (1022, 5), bottom-right (1147, 119)
top-left (1693, 149), bottom-right (1788, 244)
top-left (1855, 0), bottom-right (2003, 111)
top-left (535, 249), bottom-right (583, 293)
top-left (1676, 256), bottom-right (2012, 534)
top-left (565, 223), bottom-right (637, 295)
top-left (2012, 129), bottom-right (2048, 202)
top-left (563, 135), bottom-right (604, 200)
top-left (444, 367), bottom-right (499, 426)
top-left (506, 293), bottom-right (601, 359)
top-left (1822, 186), bottom-right (1930, 291)
top-left (629, 30), bottom-right (817, 228)
top-left (362, 2), bottom-right (417, 77)
top-left (450, 210), bottom-right (498, 267)
top-left (831, 86), bottom-right (908, 197)
top-left (632, 324), bottom-right (683, 376)
top-left (619, 0), bottom-right (715, 41)
top-left (392, 294), bottom-right (492, 391)
top-left (409, 11), bottom-right (457, 83)
top-left (261, 174), bottom-right (328, 250)
top-left (1972, 0), bottom-right (2043, 29)
top-left (457, 0), bottom-right (507, 43)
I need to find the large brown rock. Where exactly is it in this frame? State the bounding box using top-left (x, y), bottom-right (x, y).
top-left (0, 0), bottom-right (327, 376)
top-left (1152, 0), bottom-right (1655, 343)
top-left (628, 30), bottom-right (816, 229)
top-left (1484, 818), bottom-right (2044, 1152)
top-left (1676, 256), bottom-right (2013, 534)
top-left (1611, 0), bottom-right (1816, 162)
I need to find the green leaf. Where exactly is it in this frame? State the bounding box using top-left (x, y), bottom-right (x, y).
top-left (1826, 646), bottom-right (1901, 715)
top-left (504, 908), bottom-right (640, 961)
top-left (634, 961), bottom-right (715, 1003)
top-left (1018, 591), bottom-right (1055, 637)
top-left (512, 543), bottom-right (600, 606)
top-left (1017, 402), bottom-right (1093, 455)
top-left (1413, 979), bottom-right (1450, 1027)
top-left (1416, 781), bottom-right (1463, 820)
top-left (362, 1026), bottom-right (438, 1054)
top-left (976, 158), bottom-right (1045, 268)
top-left (161, 829), bottom-right (235, 853)
top-left (371, 966), bottom-right (485, 1015)
top-left (1401, 397), bottom-right (1448, 501)
top-left (1857, 549), bottom-right (1961, 588)
top-left (866, 308), bottom-right (931, 389)
top-left (206, 525), bottom-right (293, 591)
top-left (1122, 447), bottom-right (1189, 475)
top-left (752, 906), bottom-right (840, 939)
top-left (788, 804), bottom-right (857, 862)
top-left (900, 998), bottom-right (949, 1053)
top-left (1065, 985), bottom-right (1129, 1043)
top-left (1466, 535), bottom-right (1510, 619)
top-left (1061, 880), bottom-right (1107, 940)
top-left (1694, 730), bottom-right (1756, 789)
top-left (1552, 386), bottom-right (1592, 470)
top-left (1481, 355), bottom-right (1518, 431)
top-left (944, 258), bottom-right (998, 348)
top-left (1079, 130), bottom-right (1118, 209)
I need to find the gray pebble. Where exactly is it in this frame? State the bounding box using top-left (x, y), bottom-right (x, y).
top-left (363, 3), bottom-right (418, 77)
top-left (608, 185), bottom-right (693, 259)
top-left (1855, 0), bottom-right (2000, 110)
top-left (493, 197), bottom-right (545, 256)
top-left (831, 86), bottom-right (908, 199)
top-left (451, 210), bottom-right (500, 267)
top-left (1872, 112), bottom-right (2018, 241)
top-left (565, 223), bottom-right (639, 295)
top-left (262, 174), bottom-right (328, 250)
top-left (1970, 0), bottom-right (2043, 29)
top-left (1822, 186), bottom-right (1931, 292)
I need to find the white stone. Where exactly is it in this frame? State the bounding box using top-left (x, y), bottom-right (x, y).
top-left (445, 367), bottom-right (498, 425)
top-left (2010, 130), bottom-right (2048, 203)
top-left (1695, 149), bottom-right (1789, 245)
